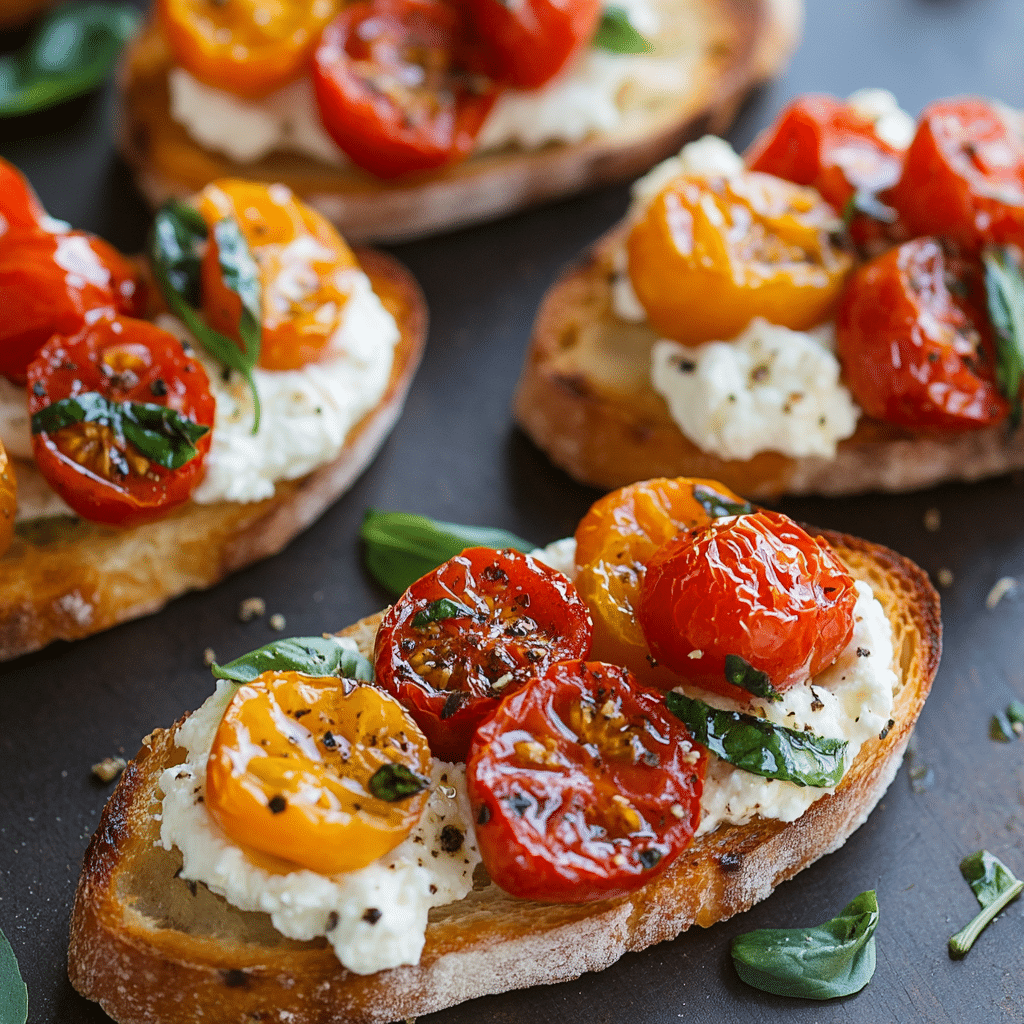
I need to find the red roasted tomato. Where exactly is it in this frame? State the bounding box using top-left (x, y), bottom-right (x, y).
top-left (27, 315), bottom-right (215, 526)
top-left (373, 546), bottom-right (593, 762)
top-left (638, 510), bottom-right (857, 700)
top-left (0, 227), bottom-right (146, 384)
top-left (468, 659), bottom-right (706, 903)
top-left (466, 0), bottom-right (601, 89)
top-left (886, 97), bottom-right (1024, 252)
top-left (312, 0), bottom-right (500, 178)
top-left (0, 158), bottom-right (49, 231)
top-left (836, 237), bottom-right (1009, 429)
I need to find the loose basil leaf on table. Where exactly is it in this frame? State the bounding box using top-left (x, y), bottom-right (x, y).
top-left (361, 509), bottom-right (535, 596)
top-left (0, 926), bottom-right (28, 1024)
top-left (983, 245), bottom-right (1024, 428)
top-left (692, 484), bottom-right (754, 519)
top-left (150, 201), bottom-right (264, 431)
top-left (731, 890), bottom-right (879, 1000)
top-left (592, 6), bottom-right (652, 53)
top-left (212, 636), bottom-right (374, 684)
top-left (665, 691), bottom-right (847, 787)
top-left (368, 763), bottom-right (430, 802)
top-left (31, 392), bottom-right (209, 470)
top-left (948, 850), bottom-right (1024, 958)
top-left (724, 654), bottom-right (782, 702)
top-left (0, 2), bottom-right (139, 117)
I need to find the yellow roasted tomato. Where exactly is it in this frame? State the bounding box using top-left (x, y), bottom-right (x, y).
top-left (626, 172), bottom-right (852, 344)
top-left (0, 439), bottom-right (15, 558)
top-left (205, 671), bottom-right (433, 875)
top-left (158, 0), bottom-right (340, 98)
top-left (573, 477), bottom-right (749, 689)
top-left (198, 179), bottom-right (360, 371)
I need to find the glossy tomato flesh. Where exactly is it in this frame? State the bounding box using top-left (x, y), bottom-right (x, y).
top-left (468, 659), bottom-right (706, 902)
top-left (0, 157), bottom-right (49, 230)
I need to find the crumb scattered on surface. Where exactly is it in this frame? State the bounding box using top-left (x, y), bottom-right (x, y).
top-left (923, 508), bottom-right (941, 532)
top-left (936, 568), bottom-right (954, 588)
top-left (202, 647), bottom-right (217, 667)
top-left (269, 613), bottom-right (286, 631)
top-left (91, 756), bottom-right (127, 783)
top-left (238, 597), bottom-right (266, 622)
top-left (985, 576), bottom-right (1018, 610)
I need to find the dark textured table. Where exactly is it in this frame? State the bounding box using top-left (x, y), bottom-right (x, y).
top-left (2, 1), bottom-right (1023, 1021)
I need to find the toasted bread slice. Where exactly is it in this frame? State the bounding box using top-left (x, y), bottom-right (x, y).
top-left (0, 249), bottom-right (426, 662)
top-left (117, 0), bottom-right (801, 243)
top-left (69, 531), bottom-right (940, 1024)
top-left (514, 226), bottom-right (1024, 497)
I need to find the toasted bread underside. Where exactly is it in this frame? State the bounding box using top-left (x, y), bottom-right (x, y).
top-left (69, 533), bottom-right (941, 1024)
top-left (0, 250), bottom-right (426, 662)
top-left (118, 0), bottom-right (802, 243)
top-left (514, 229), bottom-right (1024, 497)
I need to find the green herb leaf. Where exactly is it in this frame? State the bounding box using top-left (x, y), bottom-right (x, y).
top-left (732, 890), bottom-right (878, 999)
top-left (212, 636), bottom-right (373, 684)
top-left (990, 710), bottom-right (1015, 742)
top-left (30, 392), bottom-right (209, 470)
top-left (1008, 699), bottom-right (1024, 726)
top-left (841, 190), bottom-right (898, 227)
top-left (0, 926), bottom-right (28, 1024)
top-left (593, 6), bottom-right (652, 53)
top-left (949, 850), bottom-right (1024, 958)
top-left (368, 763), bottom-right (430, 802)
top-left (983, 245), bottom-right (1024, 428)
top-left (361, 509), bottom-right (534, 596)
top-left (150, 201), bottom-right (263, 431)
top-left (412, 597), bottom-right (474, 629)
top-left (0, 2), bottom-right (139, 117)
top-left (665, 691), bottom-right (847, 787)
top-left (691, 485), bottom-right (754, 519)
top-left (724, 654), bottom-right (782, 702)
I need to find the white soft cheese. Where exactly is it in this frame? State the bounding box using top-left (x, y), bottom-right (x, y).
top-left (651, 318), bottom-right (860, 461)
top-left (159, 669), bottom-right (481, 976)
top-left (846, 87), bottom-right (915, 150)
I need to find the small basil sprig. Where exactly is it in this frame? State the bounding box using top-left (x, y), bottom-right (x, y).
top-left (841, 190), bottom-right (898, 227)
top-left (989, 699), bottom-right (1023, 741)
top-left (983, 245), bottom-right (1024, 428)
top-left (368, 763), bottom-right (430, 802)
top-left (361, 509), bottom-right (534, 596)
top-left (150, 201), bottom-right (263, 431)
top-left (731, 891), bottom-right (879, 999)
top-left (0, 926), bottom-right (28, 1024)
top-left (724, 654), bottom-right (782, 702)
top-left (212, 636), bottom-right (373, 684)
top-left (665, 692), bottom-right (847, 787)
top-left (593, 6), bottom-right (651, 54)
top-left (31, 392), bottom-right (208, 471)
top-left (949, 850), bottom-right (1023, 958)
top-left (412, 598), bottom-right (473, 629)
top-left (692, 485), bottom-right (753, 519)
top-left (0, 2), bottom-right (139, 117)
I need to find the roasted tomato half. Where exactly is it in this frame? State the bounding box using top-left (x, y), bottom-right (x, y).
top-left (198, 179), bottom-right (360, 370)
top-left (639, 510), bottom-right (857, 700)
top-left (27, 315), bottom-right (215, 526)
top-left (886, 97), bottom-right (1024, 252)
top-left (836, 237), bottom-right (1008, 429)
top-left (626, 172), bottom-right (852, 344)
top-left (574, 477), bottom-right (751, 689)
top-left (206, 671), bottom-right (432, 874)
top-left (468, 660), bottom-right (706, 902)
top-left (0, 439), bottom-right (15, 559)
top-left (0, 227), bottom-right (146, 385)
top-left (373, 546), bottom-right (593, 762)
top-left (0, 157), bottom-right (49, 231)
top-left (312, 0), bottom-right (500, 178)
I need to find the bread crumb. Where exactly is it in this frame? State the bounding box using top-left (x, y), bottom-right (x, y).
top-left (269, 613), bottom-right (286, 631)
top-left (923, 508), bottom-right (941, 532)
top-left (985, 576), bottom-right (1017, 609)
top-left (238, 597), bottom-right (266, 622)
top-left (91, 756), bottom-right (126, 783)
top-left (202, 647), bottom-right (217, 667)
top-left (936, 568), bottom-right (954, 588)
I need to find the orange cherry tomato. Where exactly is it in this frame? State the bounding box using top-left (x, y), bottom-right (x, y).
top-left (0, 227), bottom-right (146, 385)
top-left (886, 97), bottom-right (1024, 253)
top-left (157, 0), bottom-right (340, 99)
top-left (0, 440), bottom-right (15, 559)
top-left (27, 315), bottom-right (215, 526)
top-left (312, 0), bottom-right (500, 179)
top-left (198, 180), bottom-right (359, 371)
top-left (206, 671), bottom-right (432, 875)
top-left (0, 158), bottom-right (49, 231)
top-left (373, 547), bottom-right (593, 762)
top-left (573, 477), bottom-right (750, 689)
top-left (638, 510), bottom-right (857, 701)
top-left (467, 660), bottom-right (706, 903)
top-left (836, 237), bottom-right (1008, 429)
top-left (626, 172), bottom-right (852, 344)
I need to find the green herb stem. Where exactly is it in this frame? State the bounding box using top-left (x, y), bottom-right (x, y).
top-left (948, 849), bottom-right (1024, 958)
top-left (949, 879), bottom-right (1024, 958)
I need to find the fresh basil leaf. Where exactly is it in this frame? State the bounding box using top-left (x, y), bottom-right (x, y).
top-left (368, 763), bottom-right (430, 802)
top-left (949, 850), bottom-right (1024, 958)
top-left (30, 393), bottom-right (208, 471)
top-left (732, 890), bottom-right (878, 1000)
top-left (691, 485), bottom-right (753, 519)
top-left (412, 597), bottom-right (474, 629)
top-left (212, 217), bottom-right (262, 367)
top-left (983, 245), bottom-right (1024, 428)
top-left (593, 6), bottom-right (651, 54)
top-left (0, 2), bottom-right (139, 117)
top-left (665, 691), bottom-right (847, 787)
top-left (1008, 699), bottom-right (1024, 726)
top-left (724, 654), bottom-right (782, 701)
top-left (0, 926), bottom-right (28, 1024)
top-left (150, 201), bottom-right (263, 431)
top-left (361, 509), bottom-right (534, 596)
top-left (990, 710), bottom-right (1015, 742)
top-left (212, 636), bottom-right (373, 683)
top-left (841, 190), bottom-right (898, 227)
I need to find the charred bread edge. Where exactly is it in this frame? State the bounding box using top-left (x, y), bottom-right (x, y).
top-left (69, 531), bottom-right (941, 1024)
top-left (0, 248), bottom-right (427, 662)
top-left (116, 0), bottom-right (801, 243)
top-left (513, 231), bottom-right (1024, 498)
